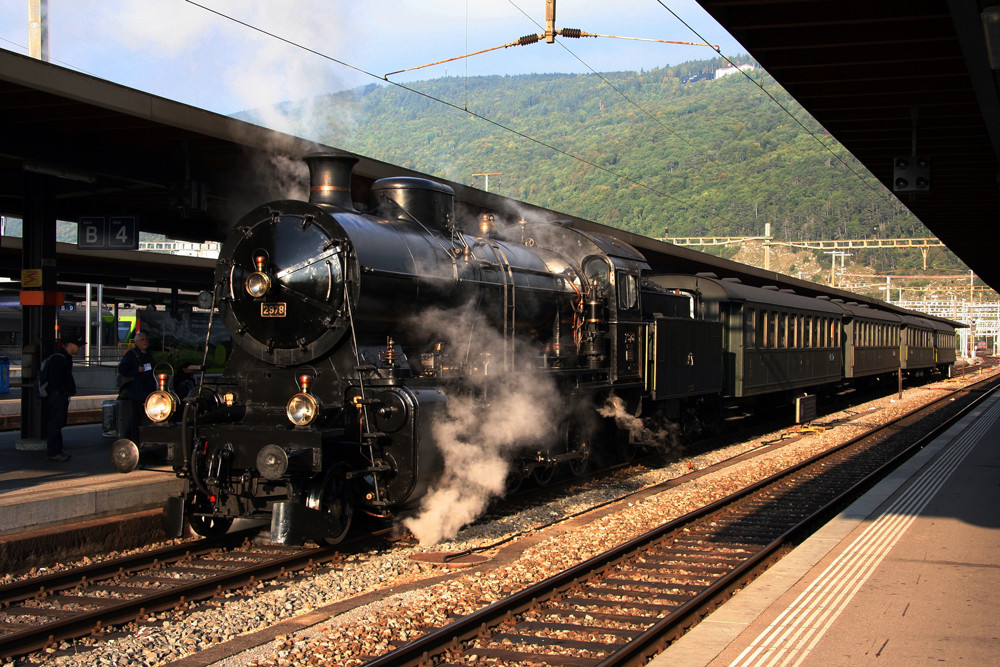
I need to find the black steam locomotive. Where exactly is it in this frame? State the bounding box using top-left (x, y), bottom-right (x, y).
top-left (113, 153), bottom-right (956, 545)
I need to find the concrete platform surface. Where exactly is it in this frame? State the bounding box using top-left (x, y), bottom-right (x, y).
top-left (0, 421), bottom-right (182, 536)
top-left (651, 391), bottom-right (1000, 666)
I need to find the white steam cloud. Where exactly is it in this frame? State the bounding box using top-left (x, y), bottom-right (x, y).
top-left (598, 393), bottom-right (679, 453)
top-left (401, 304), bottom-right (563, 545)
top-left (104, 1), bottom-right (353, 139)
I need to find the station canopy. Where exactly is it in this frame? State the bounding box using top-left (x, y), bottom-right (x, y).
top-left (696, 0), bottom-right (1000, 291)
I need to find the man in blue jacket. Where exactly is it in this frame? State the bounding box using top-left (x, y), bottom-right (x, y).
top-left (46, 335), bottom-right (81, 462)
top-left (117, 331), bottom-right (157, 443)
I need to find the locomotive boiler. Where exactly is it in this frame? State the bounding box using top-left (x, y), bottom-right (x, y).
top-left (122, 152), bottom-right (649, 544)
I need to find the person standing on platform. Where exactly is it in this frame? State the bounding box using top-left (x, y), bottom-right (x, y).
top-left (171, 361), bottom-right (198, 398)
top-left (117, 331), bottom-right (156, 442)
top-left (45, 335), bottom-right (81, 462)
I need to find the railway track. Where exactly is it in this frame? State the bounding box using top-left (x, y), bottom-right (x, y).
top-left (360, 375), bottom-right (1000, 666)
top-left (1, 371), bottom-right (994, 664)
top-left (0, 530), bottom-right (339, 659)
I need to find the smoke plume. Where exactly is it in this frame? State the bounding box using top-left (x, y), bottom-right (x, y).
top-left (401, 305), bottom-right (563, 545)
top-left (598, 393), bottom-right (679, 453)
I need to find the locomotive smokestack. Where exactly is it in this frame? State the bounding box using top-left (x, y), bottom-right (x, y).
top-left (304, 152), bottom-right (358, 210)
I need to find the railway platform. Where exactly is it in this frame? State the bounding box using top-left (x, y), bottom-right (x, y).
top-left (652, 390), bottom-right (1000, 666)
top-left (0, 403), bottom-right (182, 538)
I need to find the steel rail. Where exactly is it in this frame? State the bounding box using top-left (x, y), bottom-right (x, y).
top-left (362, 375), bottom-right (999, 666)
top-left (0, 535), bottom-right (332, 659)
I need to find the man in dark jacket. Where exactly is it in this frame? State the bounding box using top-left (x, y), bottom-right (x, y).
top-left (117, 331), bottom-right (157, 442)
top-left (46, 335), bottom-right (81, 462)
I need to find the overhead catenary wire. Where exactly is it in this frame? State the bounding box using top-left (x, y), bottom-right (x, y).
top-left (384, 29), bottom-right (718, 78)
top-left (183, 0), bottom-right (691, 209)
top-left (504, 0), bottom-right (726, 169)
top-left (651, 0), bottom-right (892, 203)
top-left (184, 0), bottom-right (905, 236)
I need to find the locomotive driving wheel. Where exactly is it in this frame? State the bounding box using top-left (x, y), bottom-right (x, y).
top-left (307, 466), bottom-right (355, 545)
top-left (567, 441), bottom-right (591, 477)
top-left (531, 458), bottom-right (557, 486)
top-left (563, 424), bottom-right (591, 477)
top-left (504, 467), bottom-right (524, 495)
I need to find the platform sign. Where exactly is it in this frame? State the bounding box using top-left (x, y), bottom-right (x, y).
top-left (78, 216), bottom-right (138, 249)
top-left (21, 268), bottom-right (42, 288)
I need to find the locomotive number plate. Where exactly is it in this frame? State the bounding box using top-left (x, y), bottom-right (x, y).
top-left (260, 302), bottom-right (287, 317)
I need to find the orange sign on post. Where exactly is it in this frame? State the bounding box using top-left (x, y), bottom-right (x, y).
top-left (20, 291), bottom-right (64, 306)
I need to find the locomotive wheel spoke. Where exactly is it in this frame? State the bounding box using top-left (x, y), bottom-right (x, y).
top-left (532, 463), bottom-right (557, 486)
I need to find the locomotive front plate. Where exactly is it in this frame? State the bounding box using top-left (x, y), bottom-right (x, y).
top-left (261, 302), bottom-right (287, 317)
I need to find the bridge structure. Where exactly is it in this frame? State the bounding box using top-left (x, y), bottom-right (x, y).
top-left (661, 226), bottom-right (946, 272)
top-left (892, 299), bottom-right (1000, 358)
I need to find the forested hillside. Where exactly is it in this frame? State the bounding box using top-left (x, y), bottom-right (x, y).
top-left (244, 56), bottom-right (966, 279)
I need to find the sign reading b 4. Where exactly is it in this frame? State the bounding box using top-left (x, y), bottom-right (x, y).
top-left (78, 216), bottom-right (138, 250)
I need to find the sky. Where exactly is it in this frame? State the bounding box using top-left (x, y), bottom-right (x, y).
top-left (0, 0), bottom-right (746, 120)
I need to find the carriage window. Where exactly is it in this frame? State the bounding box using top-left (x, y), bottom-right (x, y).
top-left (780, 313), bottom-right (788, 348)
top-left (745, 308), bottom-right (756, 348)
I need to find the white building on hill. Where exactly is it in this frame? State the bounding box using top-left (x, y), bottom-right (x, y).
top-left (715, 64), bottom-right (755, 79)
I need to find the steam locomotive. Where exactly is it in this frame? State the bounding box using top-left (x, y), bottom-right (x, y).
top-left (113, 152), bottom-right (957, 545)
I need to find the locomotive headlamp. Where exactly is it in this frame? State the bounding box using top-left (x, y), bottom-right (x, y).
top-left (145, 373), bottom-right (179, 422)
top-left (286, 373), bottom-right (319, 426)
top-left (245, 254), bottom-right (272, 297)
